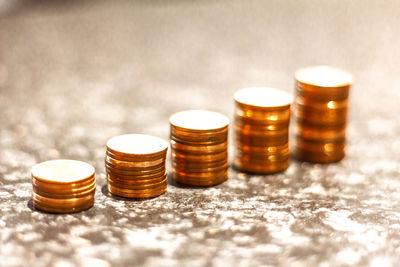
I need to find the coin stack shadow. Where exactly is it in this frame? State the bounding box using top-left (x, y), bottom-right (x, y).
top-left (105, 134), bottom-right (168, 198)
top-left (234, 87), bottom-right (292, 174)
top-left (170, 110), bottom-right (229, 186)
top-left (293, 66), bottom-right (352, 163)
top-left (31, 160), bottom-right (96, 213)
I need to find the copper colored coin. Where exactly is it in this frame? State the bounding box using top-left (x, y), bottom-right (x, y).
top-left (235, 133), bottom-right (288, 147)
top-left (106, 134), bottom-right (168, 158)
top-left (105, 155), bottom-right (165, 168)
top-left (234, 123), bottom-right (288, 137)
top-left (171, 154), bottom-right (227, 169)
top-left (32, 191), bottom-right (95, 213)
top-left (173, 169), bottom-right (228, 186)
top-left (105, 162), bottom-right (165, 177)
top-left (32, 177), bottom-right (95, 199)
top-left (295, 66), bottom-right (352, 92)
top-left (105, 159), bottom-right (165, 172)
top-left (294, 110), bottom-right (347, 126)
top-left (107, 173), bottom-right (167, 189)
top-left (235, 106), bottom-right (291, 122)
top-left (293, 147), bottom-right (345, 163)
top-left (234, 87), bottom-right (292, 110)
top-left (170, 139), bottom-right (228, 154)
top-left (171, 149), bottom-right (228, 162)
top-left (236, 142), bottom-right (289, 156)
top-left (295, 137), bottom-right (345, 153)
top-left (107, 179), bottom-right (167, 198)
top-left (295, 96), bottom-right (348, 110)
top-left (172, 161), bottom-right (228, 173)
top-left (234, 157), bottom-right (289, 174)
top-left (31, 160), bottom-right (95, 184)
top-left (171, 124), bottom-right (228, 138)
top-left (170, 132), bottom-right (228, 146)
top-left (295, 123), bottom-right (346, 141)
top-left (169, 109), bottom-right (229, 133)
top-left (105, 149), bottom-right (166, 163)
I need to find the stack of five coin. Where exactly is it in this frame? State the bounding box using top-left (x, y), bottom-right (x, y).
top-left (234, 87), bottom-right (292, 174)
top-left (105, 134), bottom-right (168, 198)
top-left (293, 66), bottom-right (352, 163)
top-left (31, 159), bottom-right (96, 213)
top-left (170, 110), bottom-right (229, 186)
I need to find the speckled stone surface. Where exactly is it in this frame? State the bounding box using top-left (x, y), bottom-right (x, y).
top-left (1, 1), bottom-right (400, 266)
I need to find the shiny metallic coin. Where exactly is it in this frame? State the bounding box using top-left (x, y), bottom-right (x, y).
top-left (32, 191), bottom-right (95, 213)
top-left (105, 155), bottom-right (165, 168)
top-left (107, 178), bottom-right (167, 198)
top-left (31, 159), bottom-right (95, 184)
top-left (170, 139), bottom-right (228, 154)
top-left (293, 147), bottom-right (345, 163)
top-left (171, 150), bottom-right (228, 163)
top-left (169, 110), bottom-right (229, 133)
top-left (295, 123), bottom-right (346, 141)
top-left (106, 134), bottom-right (168, 158)
top-left (234, 87), bottom-right (293, 110)
top-left (172, 169), bottom-right (228, 186)
top-left (234, 157), bottom-right (289, 174)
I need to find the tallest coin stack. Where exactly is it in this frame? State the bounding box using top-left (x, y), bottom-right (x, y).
top-left (293, 66), bottom-right (352, 163)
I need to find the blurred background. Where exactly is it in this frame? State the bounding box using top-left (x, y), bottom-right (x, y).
top-left (1, 0), bottom-right (400, 266)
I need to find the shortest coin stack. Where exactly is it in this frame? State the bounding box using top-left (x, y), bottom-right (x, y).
top-left (105, 134), bottom-right (168, 198)
top-left (31, 160), bottom-right (96, 213)
top-left (170, 110), bottom-right (230, 186)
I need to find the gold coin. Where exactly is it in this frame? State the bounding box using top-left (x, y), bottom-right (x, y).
top-left (105, 155), bottom-right (165, 168)
top-left (169, 109), bottom-right (229, 133)
top-left (293, 147), bottom-right (345, 163)
top-left (295, 96), bottom-right (348, 110)
top-left (32, 191), bottom-right (95, 213)
top-left (171, 150), bottom-right (228, 163)
top-left (107, 179), bottom-right (167, 198)
top-left (170, 139), bottom-right (228, 154)
top-left (31, 159), bottom-right (95, 184)
top-left (234, 157), bottom-right (289, 174)
top-left (107, 173), bottom-right (167, 189)
top-left (234, 87), bottom-right (292, 110)
top-left (32, 176), bottom-right (95, 199)
top-left (295, 123), bottom-right (346, 141)
top-left (173, 169), bottom-right (228, 186)
top-left (105, 162), bottom-right (165, 176)
top-left (106, 134), bottom-right (168, 158)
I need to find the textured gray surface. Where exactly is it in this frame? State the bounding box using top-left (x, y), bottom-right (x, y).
top-left (1, 0), bottom-right (400, 266)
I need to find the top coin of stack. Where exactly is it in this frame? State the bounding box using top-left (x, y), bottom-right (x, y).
top-left (234, 87), bottom-right (293, 174)
top-left (293, 65), bottom-right (352, 163)
top-left (105, 134), bottom-right (168, 198)
top-left (170, 110), bottom-right (229, 186)
top-left (31, 159), bottom-right (96, 213)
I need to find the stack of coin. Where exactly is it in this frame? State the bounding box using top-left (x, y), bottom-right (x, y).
top-left (293, 65), bottom-right (352, 163)
top-left (31, 160), bottom-right (96, 213)
top-left (170, 110), bottom-right (229, 186)
top-left (105, 134), bottom-right (168, 198)
top-left (234, 87), bottom-right (292, 174)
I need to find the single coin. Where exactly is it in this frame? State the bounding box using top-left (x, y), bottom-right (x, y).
top-left (106, 134), bottom-right (168, 158)
top-left (295, 65), bottom-right (352, 88)
top-left (295, 96), bottom-right (348, 110)
top-left (32, 191), bottom-right (95, 213)
top-left (293, 147), bottom-right (345, 163)
top-left (169, 110), bottom-right (229, 132)
top-left (105, 155), bottom-right (165, 168)
top-left (32, 177), bottom-right (95, 199)
top-left (31, 160), bottom-right (95, 184)
top-left (105, 162), bottom-right (165, 176)
top-left (234, 158), bottom-right (289, 174)
top-left (234, 87), bottom-right (293, 109)
top-left (170, 139), bottom-right (228, 154)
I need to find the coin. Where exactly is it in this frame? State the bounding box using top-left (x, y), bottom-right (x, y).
top-left (294, 65), bottom-right (352, 163)
top-left (170, 109), bottom-right (229, 186)
top-left (233, 87), bottom-right (292, 174)
top-left (31, 160), bottom-right (96, 213)
top-left (105, 134), bottom-right (168, 199)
